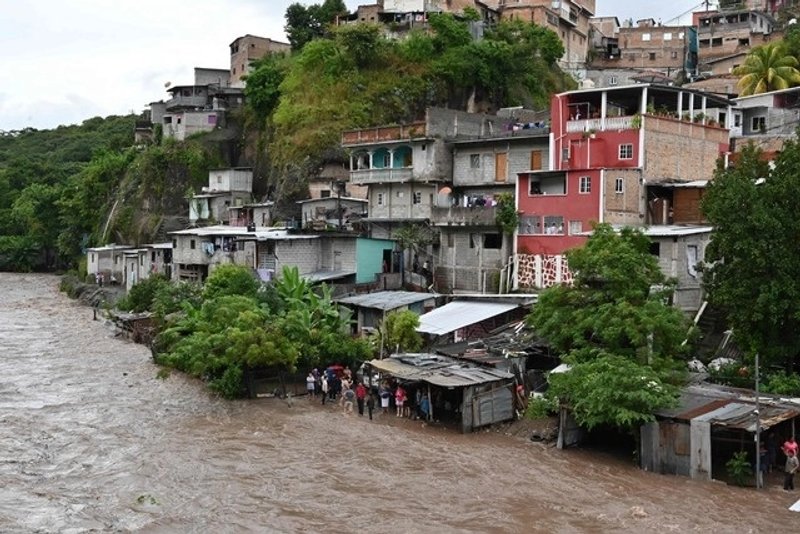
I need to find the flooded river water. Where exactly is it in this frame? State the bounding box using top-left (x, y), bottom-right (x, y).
top-left (0, 273), bottom-right (797, 533)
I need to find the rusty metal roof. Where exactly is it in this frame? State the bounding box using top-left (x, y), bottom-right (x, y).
top-left (368, 354), bottom-right (513, 388)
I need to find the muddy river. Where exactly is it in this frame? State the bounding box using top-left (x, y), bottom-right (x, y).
top-left (0, 273), bottom-right (797, 532)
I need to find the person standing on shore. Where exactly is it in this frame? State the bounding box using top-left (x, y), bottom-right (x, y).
top-left (784, 449), bottom-right (799, 491)
top-left (379, 383), bottom-right (391, 414)
top-left (395, 385), bottom-right (407, 418)
top-left (366, 393), bottom-right (375, 420)
top-left (306, 372), bottom-right (316, 400)
top-left (355, 382), bottom-right (367, 416)
top-left (321, 375), bottom-right (329, 405)
top-left (343, 384), bottom-right (355, 415)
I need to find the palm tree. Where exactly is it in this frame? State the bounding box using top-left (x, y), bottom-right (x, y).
top-left (733, 43), bottom-right (800, 96)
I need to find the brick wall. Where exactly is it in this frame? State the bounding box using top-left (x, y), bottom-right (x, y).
top-left (603, 168), bottom-right (643, 225)
top-left (368, 183), bottom-right (436, 220)
top-left (644, 116), bottom-right (729, 182)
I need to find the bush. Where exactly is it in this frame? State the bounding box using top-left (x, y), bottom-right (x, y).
top-left (524, 395), bottom-right (557, 420)
top-left (725, 451), bottom-right (752, 486)
top-left (116, 274), bottom-right (170, 312)
top-left (708, 362), bottom-right (753, 389)
top-left (763, 371), bottom-right (800, 396)
top-left (203, 264), bottom-right (260, 301)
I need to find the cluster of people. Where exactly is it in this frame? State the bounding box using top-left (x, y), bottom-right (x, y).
top-left (305, 368), bottom-right (433, 422)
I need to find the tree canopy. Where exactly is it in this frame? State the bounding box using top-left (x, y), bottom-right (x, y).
top-left (733, 42), bottom-right (800, 96)
top-left (701, 140), bottom-right (800, 370)
top-left (529, 224), bottom-right (688, 432)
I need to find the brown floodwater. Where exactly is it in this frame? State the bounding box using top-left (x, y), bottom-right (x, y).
top-left (0, 273), bottom-right (797, 533)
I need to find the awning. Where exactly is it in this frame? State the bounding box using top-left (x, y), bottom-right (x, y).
top-left (417, 301), bottom-right (518, 336)
top-left (699, 402), bottom-right (799, 433)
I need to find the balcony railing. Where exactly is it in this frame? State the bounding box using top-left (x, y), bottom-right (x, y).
top-left (350, 167), bottom-right (414, 184)
top-left (565, 115), bottom-right (634, 133)
top-left (430, 205), bottom-right (498, 227)
top-left (342, 122), bottom-right (427, 146)
top-left (165, 95), bottom-right (208, 110)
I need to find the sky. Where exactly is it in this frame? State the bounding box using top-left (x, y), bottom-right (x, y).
top-left (0, 1), bottom-right (711, 132)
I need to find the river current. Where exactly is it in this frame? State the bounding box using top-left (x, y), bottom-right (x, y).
top-left (0, 273), bottom-right (796, 533)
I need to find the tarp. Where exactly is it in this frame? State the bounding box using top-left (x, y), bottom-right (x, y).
top-left (416, 301), bottom-right (517, 336)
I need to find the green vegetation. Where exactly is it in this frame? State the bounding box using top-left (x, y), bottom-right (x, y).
top-left (495, 192), bottom-right (519, 235)
top-left (702, 141), bottom-right (800, 372)
top-left (245, 12), bottom-right (573, 204)
top-left (529, 224), bottom-right (688, 435)
top-left (733, 42), bottom-right (800, 96)
top-left (725, 451), bottom-right (753, 487)
top-left (151, 265), bottom-right (371, 398)
top-left (381, 309), bottom-right (424, 354)
top-left (0, 115), bottom-right (223, 271)
top-left (116, 275), bottom-right (171, 313)
top-left (524, 395), bottom-right (557, 420)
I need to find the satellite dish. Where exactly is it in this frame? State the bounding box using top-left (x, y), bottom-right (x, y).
top-left (164, 81), bottom-right (171, 88)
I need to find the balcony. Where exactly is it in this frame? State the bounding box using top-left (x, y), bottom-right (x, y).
top-left (350, 167), bottom-right (414, 185)
top-left (165, 95), bottom-right (208, 111)
top-left (430, 205), bottom-right (498, 227)
top-left (342, 122), bottom-right (427, 146)
top-left (565, 115), bottom-right (635, 133)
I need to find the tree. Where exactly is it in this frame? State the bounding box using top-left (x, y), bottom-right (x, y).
top-left (382, 309), bottom-right (423, 354)
top-left (733, 43), bottom-right (800, 96)
top-left (701, 141), bottom-right (800, 370)
top-left (284, 0), bottom-right (348, 51)
top-left (202, 264), bottom-right (260, 301)
top-left (529, 224), bottom-right (688, 433)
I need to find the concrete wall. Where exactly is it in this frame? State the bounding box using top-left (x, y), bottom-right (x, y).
top-left (436, 229), bottom-right (509, 293)
top-left (318, 236), bottom-right (358, 273)
top-left (275, 239), bottom-right (320, 275)
top-left (300, 198), bottom-right (366, 226)
top-left (593, 25), bottom-right (689, 71)
top-left (653, 232), bottom-right (709, 312)
top-left (194, 68), bottom-right (230, 87)
top-left (453, 137), bottom-right (549, 186)
top-left (230, 35), bottom-right (290, 87)
top-left (368, 182), bottom-right (436, 220)
top-left (208, 168), bottom-right (253, 193)
top-left (163, 111), bottom-right (224, 141)
top-left (356, 238), bottom-right (396, 284)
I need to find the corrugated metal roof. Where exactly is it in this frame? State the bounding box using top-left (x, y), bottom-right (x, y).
top-left (304, 270), bottom-right (355, 282)
top-left (417, 301), bottom-right (518, 336)
top-left (335, 291), bottom-right (437, 310)
top-left (698, 402), bottom-right (798, 432)
top-left (368, 354), bottom-right (513, 388)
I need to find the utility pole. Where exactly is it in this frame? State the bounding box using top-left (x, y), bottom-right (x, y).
top-left (755, 352), bottom-right (762, 489)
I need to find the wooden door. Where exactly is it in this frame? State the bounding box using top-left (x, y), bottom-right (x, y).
top-left (530, 150), bottom-right (543, 171)
top-left (495, 152), bottom-right (508, 182)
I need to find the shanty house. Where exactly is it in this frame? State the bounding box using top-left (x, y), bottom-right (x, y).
top-left (640, 383), bottom-right (800, 480)
top-left (367, 353), bottom-right (517, 433)
top-left (335, 291), bottom-right (438, 335)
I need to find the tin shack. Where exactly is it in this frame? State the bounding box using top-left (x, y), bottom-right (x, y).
top-left (367, 353), bottom-right (517, 433)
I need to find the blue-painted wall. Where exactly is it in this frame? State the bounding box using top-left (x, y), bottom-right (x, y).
top-left (356, 237), bottom-right (395, 284)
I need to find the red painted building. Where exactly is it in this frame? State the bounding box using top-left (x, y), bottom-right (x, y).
top-left (517, 83), bottom-right (731, 257)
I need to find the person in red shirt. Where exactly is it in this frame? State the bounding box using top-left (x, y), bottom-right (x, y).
top-left (395, 385), bottom-right (407, 417)
top-left (355, 383), bottom-right (367, 416)
top-left (783, 436), bottom-right (798, 457)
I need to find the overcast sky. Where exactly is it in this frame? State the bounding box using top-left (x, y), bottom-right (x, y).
top-left (0, 1), bottom-right (710, 131)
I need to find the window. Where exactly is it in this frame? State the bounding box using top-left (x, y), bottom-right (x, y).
top-left (663, 32), bottom-right (673, 41)
top-left (615, 177), bottom-right (624, 194)
top-left (483, 233), bottom-right (502, 249)
top-left (609, 75), bottom-right (618, 86)
top-left (678, 32), bottom-right (685, 39)
top-left (619, 144), bottom-right (634, 160)
top-left (396, 190), bottom-right (404, 198)
top-left (172, 239), bottom-right (177, 248)
top-left (649, 242), bottom-right (661, 257)
top-left (751, 116), bottom-right (766, 132)
top-left (412, 191), bottom-right (422, 204)
top-left (320, 189), bottom-right (331, 198)
top-left (447, 233), bottom-right (454, 248)
top-left (91, 253), bottom-right (95, 262)
top-left (649, 52), bottom-right (656, 61)
top-left (561, 147), bottom-right (570, 162)
top-left (543, 216), bottom-right (564, 235)
top-left (734, 114), bottom-right (742, 127)
top-left (469, 234), bottom-right (477, 248)
top-left (383, 153), bottom-right (391, 167)
top-left (642, 33), bottom-right (651, 41)
top-left (687, 245), bottom-right (699, 278)
top-left (151, 251), bottom-right (156, 262)
top-left (569, 220), bottom-right (583, 235)
top-left (470, 154), bottom-right (480, 168)
top-left (671, 50), bottom-right (678, 59)
top-left (579, 176), bottom-right (591, 194)
top-left (140, 256), bottom-right (145, 266)
top-left (518, 215), bottom-right (540, 235)
top-left (190, 239), bottom-right (196, 250)
top-left (376, 192), bottom-right (384, 206)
